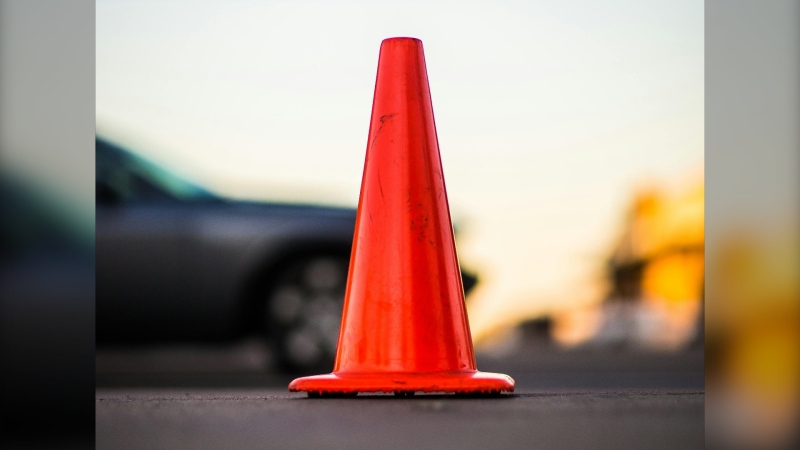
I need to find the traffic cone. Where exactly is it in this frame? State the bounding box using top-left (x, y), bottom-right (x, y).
top-left (289, 37), bottom-right (514, 396)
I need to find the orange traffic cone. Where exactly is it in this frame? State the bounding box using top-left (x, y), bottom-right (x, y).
top-left (289, 37), bottom-right (514, 396)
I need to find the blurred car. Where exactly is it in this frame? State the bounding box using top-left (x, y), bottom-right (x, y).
top-left (96, 137), bottom-right (477, 373)
top-left (1, 170), bottom-right (95, 440)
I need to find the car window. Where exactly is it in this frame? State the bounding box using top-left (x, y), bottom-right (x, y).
top-left (96, 138), bottom-right (218, 205)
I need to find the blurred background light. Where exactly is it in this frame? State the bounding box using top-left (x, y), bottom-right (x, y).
top-left (706, 1), bottom-right (799, 448)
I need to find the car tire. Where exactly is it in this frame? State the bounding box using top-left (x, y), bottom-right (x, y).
top-left (265, 254), bottom-right (349, 374)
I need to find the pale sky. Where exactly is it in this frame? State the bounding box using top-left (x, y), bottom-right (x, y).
top-left (96, 0), bottom-right (703, 339)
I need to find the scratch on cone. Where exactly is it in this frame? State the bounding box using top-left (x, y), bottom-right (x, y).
top-left (289, 37), bottom-right (514, 396)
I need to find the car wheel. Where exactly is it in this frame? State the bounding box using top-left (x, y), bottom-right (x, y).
top-left (265, 255), bottom-right (349, 374)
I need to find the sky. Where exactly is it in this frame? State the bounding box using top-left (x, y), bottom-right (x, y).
top-left (96, 0), bottom-right (703, 339)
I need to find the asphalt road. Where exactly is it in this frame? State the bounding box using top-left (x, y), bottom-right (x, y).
top-left (96, 345), bottom-right (704, 449)
top-left (97, 388), bottom-right (702, 450)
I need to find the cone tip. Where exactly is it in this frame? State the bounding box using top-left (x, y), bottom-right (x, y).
top-left (381, 36), bottom-right (422, 44)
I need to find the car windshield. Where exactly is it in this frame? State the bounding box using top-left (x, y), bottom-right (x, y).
top-left (96, 138), bottom-right (219, 204)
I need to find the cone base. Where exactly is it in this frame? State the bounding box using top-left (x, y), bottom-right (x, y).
top-left (289, 370), bottom-right (514, 396)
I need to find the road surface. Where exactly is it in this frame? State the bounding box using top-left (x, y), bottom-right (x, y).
top-left (96, 345), bottom-right (704, 449)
